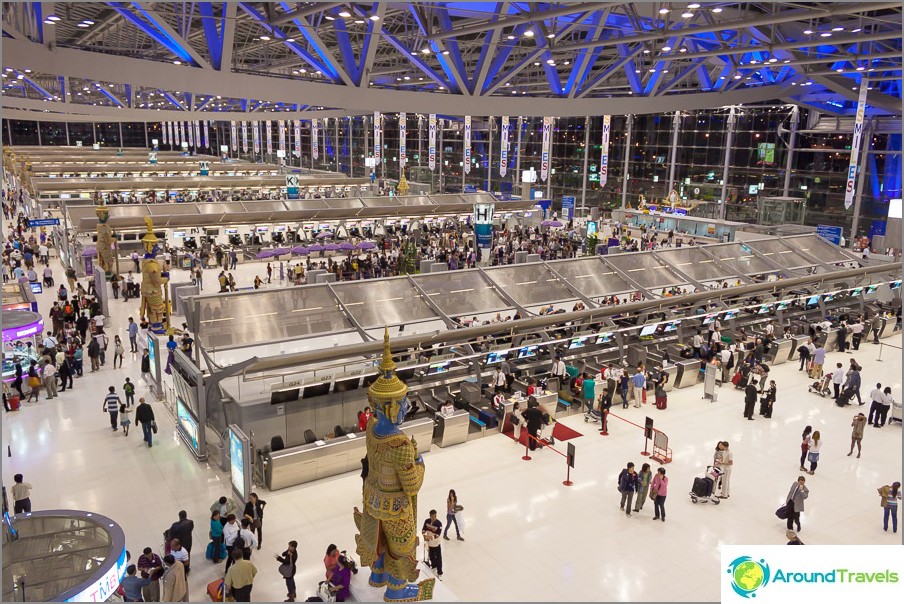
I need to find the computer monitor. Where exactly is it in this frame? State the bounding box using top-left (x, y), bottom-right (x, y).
top-left (640, 324), bottom-right (658, 337)
top-left (850, 287), bottom-right (863, 297)
top-left (805, 295), bottom-right (821, 307)
top-left (517, 345), bottom-right (538, 359)
top-left (569, 336), bottom-right (590, 349)
top-left (775, 301), bottom-right (790, 311)
top-left (270, 388), bottom-right (300, 405)
top-left (866, 285), bottom-right (879, 294)
top-left (757, 304), bottom-right (773, 315)
top-left (396, 367), bottom-right (416, 381)
top-left (301, 382), bottom-right (330, 399)
top-left (333, 377), bottom-right (361, 393)
top-left (663, 320), bottom-right (681, 332)
top-left (225, 228), bottom-right (239, 235)
top-left (723, 310), bottom-right (739, 320)
top-left (702, 313), bottom-right (720, 325)
top-left (890, 280), bottom-right (901, 290)
top-left (361, 373), bottom-right (379, 388)
top-left (485, 351), bottom-right (507, 365)
top-left (596, 332), bottom-right (614, 345)
top-left (427, 361), bottom-right (451, 375)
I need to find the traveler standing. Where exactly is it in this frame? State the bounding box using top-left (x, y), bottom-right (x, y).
top-left (11, 474), bottom-right (32, 513)
top-left (797, 338), bottom-right (813, 371)
top-left (209, 510), bottom-right (225, 563)
top-left (276, 540), bottom-right (299, 602)
top-left (135, 397), bottom-right (156, 447)
top-left (103, 386), bottom-right (121, 431)
top-left (137, 547), bottom-right (164, 602)
top-left (242, 493), bottom-right (266, 550)
top-left (878, 482), bottom-right (901, 533)
top-left (128, 317), bottom-right (139, 352)
top-left (651, 467), bottom-right (668, 522)
top-left (718, 441), bottom-right (733, 498)
top-left (160, 554), bottom-right (188, 602)
top-left (225, 549), bottom-right (257, 602)
top-left (120, 565), bottom-right (151, 602)
top-left (443, 489), bottom-right (464, 540)
top-left (806, 431), bottom-right (822, 475)
top-left (522, 403), bottom-right (544, 451)
top-left (799, 426), bottom-right (813, 471)
top-left (223, 514), bottom-right (240, 571)
top-left (874, 386), bottom-right (895, 427)
top-left (842, 362), bottom-right (862, 405)
top-left (113, 335), bottom-right (125, 369)
top-left (785, 476), bottom-right (809, 533)
top-left (743, 378), bottom-right (758, 420)
top-left (831, 363), bottom-right (845, 400)
top-left (42, 360), bottom-right (57, 399)
top-left (848, 413), bottom-right (867, 457)
top-left (810, 345), bottom-right (826, 379)
top-left (167, 510), bottom-right (195, 556)
top-left (868, 383), bottom-right (884, 425)
top-left (634, 463), bottom-right (653, 514)
top-left (421, 510), bottom-right (443, 576)
top-left (631, 367), bottom-right (646, 408)
top-left (617, 462), bottom-right (639, 517)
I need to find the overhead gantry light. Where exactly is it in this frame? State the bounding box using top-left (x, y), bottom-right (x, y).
top-left (524, 29), bottom-right (535, 37)
top-left (338, 10), bottom-right (352, 18)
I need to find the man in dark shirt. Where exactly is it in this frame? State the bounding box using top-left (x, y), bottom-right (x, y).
top-left (598, 387), bottom-right (612, 434)
top-left (522, 403), bottom-right (545, 451)
top-left (422, 510), bottom-right (443, 576)
top-left (744, 379), bottom-right (759, 420)
top-left (167, 510), bottom-right (195, 554)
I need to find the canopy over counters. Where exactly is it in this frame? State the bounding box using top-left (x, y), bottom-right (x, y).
top-left (611, 208), bottom-right (748, 242)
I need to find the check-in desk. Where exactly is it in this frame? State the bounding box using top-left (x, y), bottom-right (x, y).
top-left (766, 338), bottom-right (792, 365)
top-left (435, 409), bottom-right (470, 448)
top-left (673, 358), bottom-right (701, 388)
top-left (788, 335), bottom-right (809, 361)
top-left (265, 416), bottom-right (434, 490)
top-left (876, 316), bottom-right (898, 339)
top-left (659, 364), bottom-right (678, 392)
top-left (822, 327), bottom-right (840, 352)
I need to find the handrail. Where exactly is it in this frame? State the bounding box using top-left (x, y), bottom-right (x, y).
top-left (238, 263), bottom-right (898, 376)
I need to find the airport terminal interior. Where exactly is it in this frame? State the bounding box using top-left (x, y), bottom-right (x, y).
top-left (1, 2), bottom-right (902, 602)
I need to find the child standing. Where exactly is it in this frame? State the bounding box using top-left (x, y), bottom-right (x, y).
top-left (119, 403), bottom-right (132, 436)
top-left (123, 378), bottom-right (135, 406)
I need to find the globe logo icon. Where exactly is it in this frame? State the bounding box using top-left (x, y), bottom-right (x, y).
top-left (726, 556), bottom-right (771, 598)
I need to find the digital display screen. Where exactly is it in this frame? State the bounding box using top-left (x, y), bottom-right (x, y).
top-left (256, 226), bottom-right (269, 232)
top-left (723, 310), bottom-right (739, 320)
top-left (29, 282), bottom-right (43, 294)
top-left (596, 332), bottom-right (614, 344)
top-left (362, 373), bottom-right (378, 388)
top-left (662, 320), bottom-right (681, 333)
top-left (176, 398), bottom-right (200, 453)
top-left (270, 388), bottom-right (300, 404)
top-left (702, 313), bottom-right (720, 325)
top-left (427, 361), bottom-right (452, 375)
top-left (806, 295), bottom-right (821, 307)
top-left (850, 287), bottom-right (863, 297)
top-left (823, 293), bottom-right (835, 303)
top-left (172, 231), bottom-right (185, 238)
top-left (517, 345), bottom-right (538, 359)
top-left (396, 367), bottom-right (416, 382)
top-left (891, 280), bottom-right (902, 290)
top-left (758, 304), bottom-right (773, 314)
top-left (225, 228), bottom-right (238, 235)
top-left (776, 301), bottom-right (790, 311)
top-left (485, 351), bottom-right (507, 364)
top-left (866, 285), bottom-right (879, 294)
top-left (301, 382), bottom-right (330, 399)
top-left (274, 225), bottom-right (287, 232)
top-left (569, 336), bottom-right (590, 349)
top-left (640, 324), bottom-right (658, 337)
top-left (333, 377), bottom-right (361, 393)
top-left (229, 428), bottom-right (245, 501)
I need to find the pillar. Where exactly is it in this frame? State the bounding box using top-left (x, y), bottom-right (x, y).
top-left (487, 117), bottom-right (493, 194)
top-left (621, 114), bottom-right (633, 209)
top-left (719, 106), bottom-right (738, 221)
top-left (580, 115), bottom-right (590, 214)
top-left (782, 105), bottom-right (799, 197)
top-left (666, 111), bottom-right (681, 194)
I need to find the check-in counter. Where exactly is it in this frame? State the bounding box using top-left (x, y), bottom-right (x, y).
top-left (659, 363), bottom-right (678, 392)
top-left (265, 416), bottom-right (434, 490)
top-left (435, 409), bottom-right (470, 448)
top-left (788, 335), bottom-right (809, 361)
top-left (508, 390), bottom-right (558, 417)
top-left (766, 338), bottom-right (792, 365)
top-left (877, 316), bottom-right (898, 339)
top-left (822, 327), bottom-right (840, 352)
top-left (673, 358), bottom-right (701, 388)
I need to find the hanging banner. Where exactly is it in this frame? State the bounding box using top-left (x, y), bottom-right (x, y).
top-left (188, 121), bottom-right (195, 148)
top-left (278, 120), bottom-right (286, 153)
top-left (464, 115), bottom-right (472, 175)
top-left (252, 120), bottom-right (260, 153)
top-left (399, 112), bottom-right (407, 168)
top-left (202, 120), bottom-right (209, 148)
top-left (241, 121), bottom-right (248, 153)
top-left (540, 116), bottom-right (552, 181)
top-left (265, 120), bottom-right (273, 155)
top-left (373, 111), bottom-right (381, 167)
top-left (230, 120), bottom-right (237, 151)
top-left (600, 115), bottom-right (611, 187)
top-left (844, 84), bottom-right (869, 210)
top-left (428, 114), bottom-right (437, 171)
top-left (312, 119), bottom-right (320, 159)
top-left (168, 122), bottom-right (175, 147)
top-left (161, 121), bottom-right (168, 146)
top-left (500, 116), bottom-right (509, 177)
top-left (294, 120), bottom-right (301, 157)
top-left (178, 121), bottom-right (186, 147)
top-left (194, 121), bottom-right (201, 148)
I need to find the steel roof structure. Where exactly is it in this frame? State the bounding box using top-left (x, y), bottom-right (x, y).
top-left (2, 2), bottom-right (901, 120)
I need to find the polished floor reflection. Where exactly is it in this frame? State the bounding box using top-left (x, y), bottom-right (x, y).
top-left (3, 257), bottom-right (901, 602)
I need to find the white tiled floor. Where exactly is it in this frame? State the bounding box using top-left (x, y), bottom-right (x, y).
top-left (3, 255), bottom-right (902, 602)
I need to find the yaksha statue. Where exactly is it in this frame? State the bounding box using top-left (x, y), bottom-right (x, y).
top-left (95, 202), bottom-right (115, 277)
top-left (139, 217), bottom-right (169, 334)
top-left (354, 330), bottom-right (434, 602)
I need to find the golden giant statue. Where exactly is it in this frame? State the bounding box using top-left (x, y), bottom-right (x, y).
top-left (95, 202), bottom-right (115, 276)
top-left (139, 217), bottom-right (169, 334)
top-left (354, 330), bottom-right (434, 602)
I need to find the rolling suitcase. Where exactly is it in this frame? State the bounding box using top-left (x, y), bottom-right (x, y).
top-left (7, 395), bottom-right (20, 411)
top-left (731, 371), bottom-right (742, 386)
top-left (692, 476), bottom-right (713, 498)
top-left (655, 388), bottom-right (667, 410)
top-left (207, 578), bottom-right (225, 602)
top-left (836, 389), bottom-right (854, 407)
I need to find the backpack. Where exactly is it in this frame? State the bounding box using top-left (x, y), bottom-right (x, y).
top-left (233, 531), bottom-right (245, 551)
top-left (124, 382), bottom-right (135, 395)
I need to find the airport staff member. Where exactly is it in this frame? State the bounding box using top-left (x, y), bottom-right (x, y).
top-left (493, 366), bottom-right (507, 394)
top-left (551, 355), bottom-right (567, 384)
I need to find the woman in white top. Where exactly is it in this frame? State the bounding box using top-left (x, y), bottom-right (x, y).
top-left (718, 441), bottom-right (733, 498)
top-left (807, 431), bottom-right (822, 475)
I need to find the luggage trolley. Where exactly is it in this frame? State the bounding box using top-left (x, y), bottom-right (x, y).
top-left (689, 466), bottom-right (722, 504)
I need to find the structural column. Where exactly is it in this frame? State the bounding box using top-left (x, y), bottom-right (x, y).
top-left (621, 114), bottom-right (633, 209)
top-left (719, 106), bottom-right (738, 221)
top-left (580, 115), bottom-right (590, 214)
top-left (418, 114), bottom-right (423, 168)
top-left (851, 118), bottom-right (874, 241)
top-left (666, 111), bottom-right (681, 194)
top-left (487, 117), bottom-right (493, 194)
top-left (438, 119), bottom-right (444, 192)
top-left (514, 116), bottom-right (523, 191)
top-left (546, 117), bottom-right (553, 200)
top-left (782, 105), bottom-right (799, 196)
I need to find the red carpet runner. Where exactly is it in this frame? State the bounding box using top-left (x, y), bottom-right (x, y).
top-left (504, 421), bottom-right (584, 447)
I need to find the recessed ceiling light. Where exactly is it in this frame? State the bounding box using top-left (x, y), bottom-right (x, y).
top-left (369, 15), bottom-right (380, 21)
top-left (635, 69), bottom-right (641, 73)
top-left (324, 15), bottom-right (335, 20)
top-left (662, 69), bottom-right (669, 73)
top-left (712, 7), bottom-right (723, 12)
top-left (783, 59), bottom-right (791, 63)
top-left (354, 19), bottom-right (365, 24)
top-left (260, 35), bottom-right (270, 40)
top-left (546, 59), bottom-right (555, 64)
top-left (547, 33), bottom-right (555, 38)
top-left (662, 46), bottom-right (672, 52)
top-left (659, 8), bottom-right (669, 14)
top-left (421, 47), bottom-right (431, 54)
top-left (803, 29), bottom-right (813, 35)
top-left (563, 60), bottom-right (570, 65)
top-left (442, 50), bottom-right (449, 55)
top-left (507, 34), bottom-right (515, 40)
top-left (523, 29), bottom-right (534, 37)
top-left (77, 23), bottom-right (89, 27)
top-left (681, 12), bottom-right (694, 18)
top-left (820, 32), bottom-right (831, 37)
top-left (643, 49), bottom-right (651, 54)
top-left (649, 68), bottom-right (656, 72)
top-left (173, 60), bottom-right (181, 65)
top-left (852, 27), bottom-right (861, 32)
top-left (286, 38), bottom-right (295, 43)
top-left (292, 70), bottom-right (298, 74)
top-left (338, 10), bottom-right (352, 18)
top-left (768, 58), bottom-right (777, 63)
top-left (403, 76), bottom-right (410, 80)
top-left (23, 68), bottom-right (31, 73)
top-left (16, 74), bottom-right (23, 79)
top-left (418, 77), bottom-right (423, 80)
top-left (505, 82), bottom-right (511, 86)
top-left (832, 26), bottom-right (844, 31)
top-left (734, 74), bottom-right (742, 79)
top-left (300, 68), bottom-right (307, 73)
top-left (396, 77), bottom-right (401, 81)
top-left (533, 61), bottom-right (540, 65)
top-left (679, 47), bottom-right (687, 52)
top-left (4, 68), bottom-right (11, 72)
top-left (512, 89), bottom-right (517, 94)
top-left (856, 66), bottom-right (865, 71)
top-left (43, 19), bottom-right (53, 24)
top-left (47, 15), bottom-right (61, 21)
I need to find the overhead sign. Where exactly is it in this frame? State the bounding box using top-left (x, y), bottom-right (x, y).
top-left (500, 116), bottom-right (509, 177)
top-left (399, 112), bottom-right (407, 167)
top-left (27, 218), bottom-right (61, 227)
top-left (600, 115), bottom-right (611, 186)
top-left (148, 152), bottom-right (157, 165)
top-left (428, 114), bottom-right (436, 171)
top-left (816, 224), bottom-right (843, 245)
top-left (473, 203), bottom-right (495, 248)
top-left (199, 161), bottom-right (210, 176)
top-left (562, 196), bottom-right (576, 219)
top-left (844, 83), bottom-right (869, 209)
top-left (540, 116), bottom-right (552, 181)
top-left (286, 174), bottom-right (300, 199)
top-left (464, 115), bottom-right (472, 174)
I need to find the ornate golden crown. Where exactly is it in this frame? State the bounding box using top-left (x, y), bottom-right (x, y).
top-left (367, 328), bottom-right (408, 418)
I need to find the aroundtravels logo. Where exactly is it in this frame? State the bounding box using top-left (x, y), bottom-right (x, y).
top-left (726, 556), bottom-right (771, 598)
